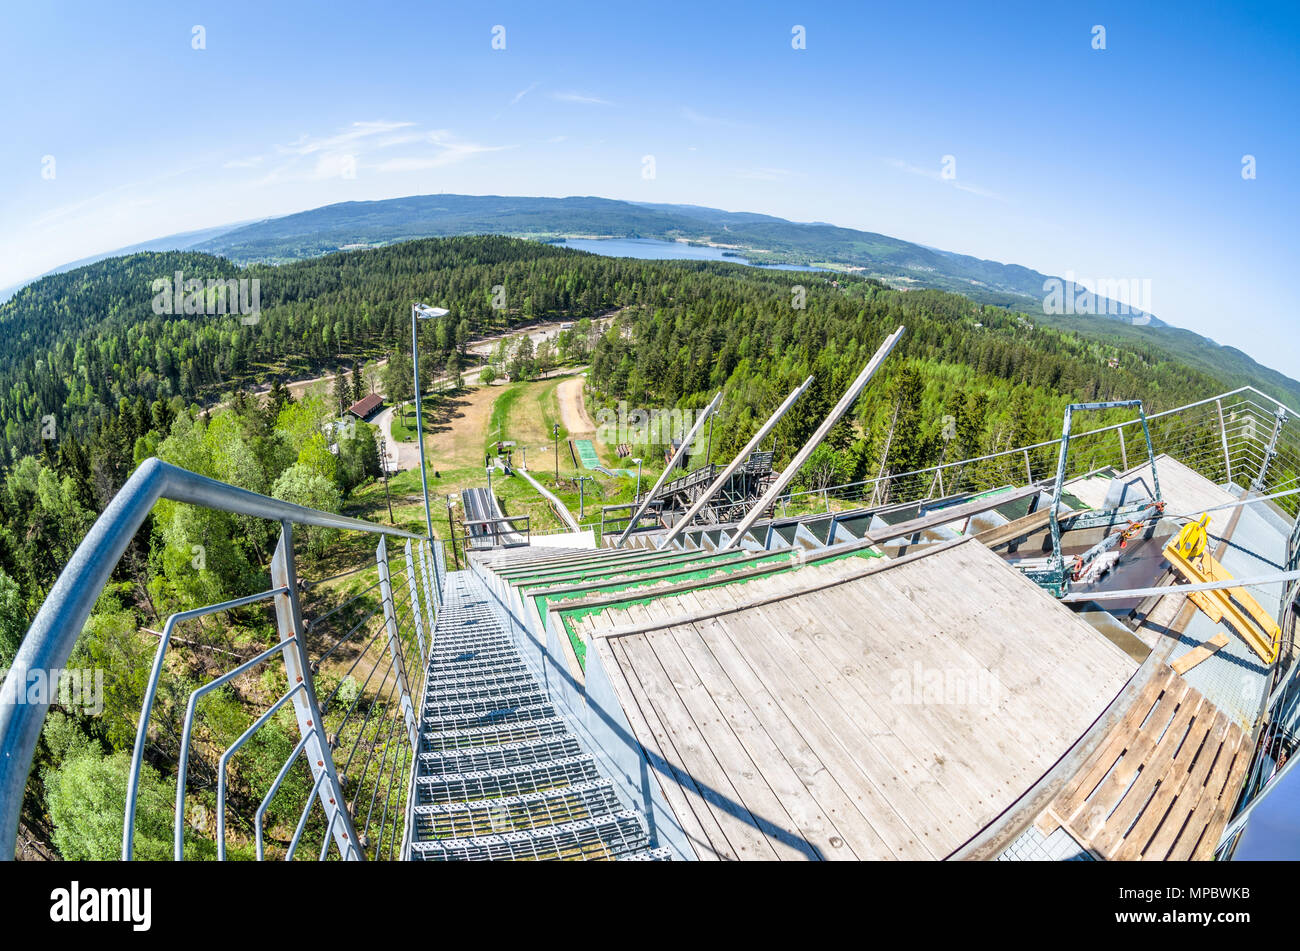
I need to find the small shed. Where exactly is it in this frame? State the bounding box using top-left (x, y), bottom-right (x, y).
top-left (348, 393), bottom-right (384, 420)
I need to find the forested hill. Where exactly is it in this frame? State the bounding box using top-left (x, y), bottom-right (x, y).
top-left (2, 234), bottom-right (1296, 480)
top-left (187, 194), bottom-right (1147, 318)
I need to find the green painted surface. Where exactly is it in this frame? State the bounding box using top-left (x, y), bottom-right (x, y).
top-left (557, 546), bottom-right (881, 669)
top-left (517, 549), bottom-right (750, 592)
top-left (575, 439), bottom-right (600, 469)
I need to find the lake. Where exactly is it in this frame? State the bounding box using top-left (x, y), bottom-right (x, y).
top-left (553, 237), bottom-right (825, 271)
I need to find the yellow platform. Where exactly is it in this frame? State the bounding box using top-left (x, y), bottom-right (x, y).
top-left (1163, 515), bottom-right (1281, 665)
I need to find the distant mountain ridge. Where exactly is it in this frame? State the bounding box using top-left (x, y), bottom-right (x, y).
top-left (182, 194), bottom-right (1162, 325)
top-left (10, 193), bottom-right (1297, 404)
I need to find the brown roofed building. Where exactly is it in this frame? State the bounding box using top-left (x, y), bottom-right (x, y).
top-left (348, 393), bottom-right (384, 420)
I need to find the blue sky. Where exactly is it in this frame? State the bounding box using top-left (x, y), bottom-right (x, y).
top-left (2, 0), bottom-right (1297, 375)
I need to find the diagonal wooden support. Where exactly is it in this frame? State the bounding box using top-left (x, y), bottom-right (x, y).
top-left (1163, 542), bottom-right (1281, 664)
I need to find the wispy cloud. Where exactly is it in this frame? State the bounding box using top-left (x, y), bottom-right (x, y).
top-left (241, 121), bottom-right (511, 185)
top-left (510, 82), bottom-right (539, 106)
top-left (551, 91), bottom-right (613, 106)
top-left (370, 131), bottom-right (514, 172)
top-left (885, 157), bottom-right (1002, 199)
top-left (275, 120), bottom-right (417, 158)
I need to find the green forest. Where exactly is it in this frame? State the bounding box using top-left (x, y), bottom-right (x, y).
top-left (0, 233), bottom-right (1286, 858)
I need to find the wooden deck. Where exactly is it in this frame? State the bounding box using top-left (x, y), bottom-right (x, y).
top-left (1035, 665), bottom-right (1253, 860)
top-left (588, 539), bottom-right (1137, 860)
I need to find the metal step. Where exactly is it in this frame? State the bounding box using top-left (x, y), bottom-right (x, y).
top-left (419, 715), bottom-right (570, 752)
top-left (415, 754), bottom-right (599, 804)
top-left (424, 665), bottom-right (533, 690)
top-left (412, 779), bottom-right (623, 839)
top-left (410, 569), bottom-right (670, 861)
top-left (421, 689), bottom-right (547, 719)
top-left (421, 700), bottom-right (556, 732)
top-left (424, 678), bottom-right (541, 705)
top-left (417, 734), bottom-right (582, 774)
top-left (409, 810), bottom-right (651, 861)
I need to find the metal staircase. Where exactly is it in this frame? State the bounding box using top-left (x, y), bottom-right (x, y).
top-left (406, 571), bottom-right (670, 860)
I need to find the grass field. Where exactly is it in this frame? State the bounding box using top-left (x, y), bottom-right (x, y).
top-left (388, 397), bottom-right (442, 442)
top-left (347, 375), bottom-right (670, 547)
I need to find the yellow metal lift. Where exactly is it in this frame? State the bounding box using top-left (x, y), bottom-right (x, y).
top-left (1163, 513), bottom-right (1281, 664)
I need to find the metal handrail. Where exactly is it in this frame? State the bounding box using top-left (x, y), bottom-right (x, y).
top-left (0, 457), bottom-right (424, 859)
top-left (7, 383), bottom-right (1299, 858)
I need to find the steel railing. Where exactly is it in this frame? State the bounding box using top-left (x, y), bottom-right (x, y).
top-left (582, 385), bottom-right (1299, 538)
top-left (9, 383), bottom-right (1298, 860)
top-left (0, 457), bottom-right (447, 861)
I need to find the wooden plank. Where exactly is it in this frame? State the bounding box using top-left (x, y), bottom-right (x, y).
top-left (1113, 704), bottom-right (1220, 860)
top-left (826, 569), bottom-right (1050, 799)
top-left (752, 590), bottom-right (988, 828)
top-left (1073, 676), bottom-right (1193, 842)
top-left (1092, 688), bottom-right (1207, 858)
top-left (1170, 633), bottom-right (1231, 675)
top-left (641, 622), bottom-right (812, 860)
top-left (777, 581), bottom-right (1003, 817)
top-left (698, 598), bottom-right (933, 858)
top-left (690, 614), bottom-right (892, 859)
top-left (865, 485), bottom-right (1041, 544)
top-left (1165, 719), bottom-right (1242, 861)
top-left (1050, 669), bottom-right (1172, 821)
top-left (1183, 727), bottom-right (1253, 861)
top-left (661, 620), bottom-right (852, 860)
top-left (617, 633), bottom-right (781, 860)
top-left (1142, 710), bottom-right (1233, 861)
top-left (974, 506), bottom-right (1071, 549)
top-left (600, 638), bottom-right (733, 860)
top-left (883, 552), bottom-right (1118, 718)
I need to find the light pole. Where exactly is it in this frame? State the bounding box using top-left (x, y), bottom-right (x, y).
top-left (411, 302), bottom-right (449, 542)
top-left (578, 475), bottom-right (591, 519)
top-left (445, 496), bottom-right (460, 569)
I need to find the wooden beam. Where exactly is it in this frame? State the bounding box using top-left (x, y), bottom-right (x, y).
top-left (973, 504), bottom-right (1070, 549)
top-left (867, 484), bottom-right (1042, 545)
top-left (658, 376), bottom-right (814, 550)
top-left (1170, 632), bottom-right (1231, 675)
top-left (722, 326), bottom-right (905, 551)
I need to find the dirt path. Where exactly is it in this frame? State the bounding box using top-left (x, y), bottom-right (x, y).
top-left (557, 376), bottom-right (597, 435)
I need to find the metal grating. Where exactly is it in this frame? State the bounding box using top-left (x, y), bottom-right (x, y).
top-left (408, 571), bottom-right (667, 860)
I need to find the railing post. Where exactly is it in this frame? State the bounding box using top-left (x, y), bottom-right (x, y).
top-left (1252, 404), bottom-right (1288, 492)
top-left (270, 521), bottom-right (362, 860)
top-left (1023, 449), bottom-right (1032, 484)
top-left (417, 539), bottom-right (438, 629)
top-left (1216, 398), bottom-right (1234, 486)
top-left (404, 540), bottom-right (429, 668)
top-left (1118, 427), bottom-right (1128, 471)
top-left (377, 536), bottom-right (419, 753)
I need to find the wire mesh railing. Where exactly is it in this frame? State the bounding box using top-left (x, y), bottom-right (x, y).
top-left (587, 385), bottom-right (1300, 536)
top-left (0, 458), bottom-right (447, 862)
top-left (132, 529), bottom-right (446, 861)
